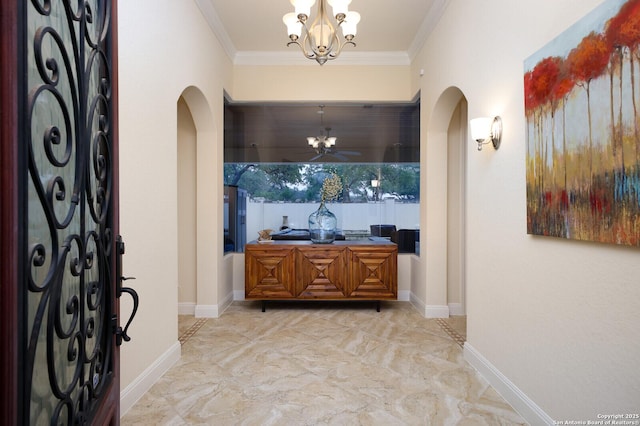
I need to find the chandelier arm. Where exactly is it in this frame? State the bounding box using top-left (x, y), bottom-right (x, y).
top-left (325, 29), bottom-right (342, 58)
top-left (286, 39), bottom-right (317, 60)
top-left (326, 39), bottom-right (356, 60)
top-left (297, 23), bottom-right (323, 60)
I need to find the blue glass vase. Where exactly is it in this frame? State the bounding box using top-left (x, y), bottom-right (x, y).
top-left (308, 201), bottom-right (337, 243)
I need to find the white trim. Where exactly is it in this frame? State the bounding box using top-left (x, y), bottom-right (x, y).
top-left (408, 0), bottom-right (452, 60)
top-left (120, 341), bottom-right (181, 417)
top-left (233, 51), bottom-right (411, 67)
top-left (218, 291), bottom-right (234, 315)
top-left (464, 343), bottom-right (555, 426)
top-left (448, 302), bottom-right (465, 316)
top-left (194, 304), bottom-right (219, 318)
top-left (408, 295), bottom-right (449, 318)
top-left (194, 0), bottom-right (236, 60)
top-left (178, 302), bottom-right (196, 315)
top-left (397, 290), bottom-right (410, 302)
top-left (409, 291), bottom-right (426, 316)
top-left (425, 305), bottom-right (450, 318)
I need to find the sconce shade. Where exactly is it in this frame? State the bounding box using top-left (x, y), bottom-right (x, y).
top-left (470, 116), bottom-right (502, 151)
top-left (470, 117), bottom-right (492, 141)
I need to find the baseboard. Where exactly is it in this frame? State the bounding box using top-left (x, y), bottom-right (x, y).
top-left (464, 343), bottom-right (555, 426)
top-left (448, 302), bottom-right (465, 316)
top-left (425, 305), bottom-right (449, 318)
top-left (194, 304), bottom-right (219, 318)
top-left (120, 341), bottom-right (181, 417)
top-left (397, 290), bottom-right (410, 301)
top-left (409, 291), bottom-right (426, 315)
top-left (178, 302), bottom-right (196, 315)
top-left (218, 291), bottom-right (234, 315)
top-left (183, 295), bottom-right (234, 318)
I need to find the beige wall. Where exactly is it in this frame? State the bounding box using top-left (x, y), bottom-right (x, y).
top-left (118, 0), bottom-right (232, 404)
top-left (415, 0), bottom-right (640, 420)
top-left (231, 65), bottom-right (414, 102)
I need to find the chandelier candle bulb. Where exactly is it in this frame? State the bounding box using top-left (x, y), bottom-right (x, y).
top-left (283, 13), bottom-right (302, 39)
top-left (341, 11), bottom-right (360, 38)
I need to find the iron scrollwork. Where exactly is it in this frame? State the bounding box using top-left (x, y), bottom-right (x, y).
top-left (25, 0), bottom-right (115, 423)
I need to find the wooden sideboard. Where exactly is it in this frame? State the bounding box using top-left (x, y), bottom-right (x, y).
top-left (245, 240), bottom-right (397, 305)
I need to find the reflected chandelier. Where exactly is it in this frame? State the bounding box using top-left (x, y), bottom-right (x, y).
top-left (308, 106), bottom-right (336, 153)
top-left (283, 0), bottom-right (361, 65)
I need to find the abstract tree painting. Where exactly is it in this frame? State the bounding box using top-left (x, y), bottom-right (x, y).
top-left (525, 0), bottom-right (640, 246)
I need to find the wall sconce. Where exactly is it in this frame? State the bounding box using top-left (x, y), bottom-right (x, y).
top-left (470, 116), bottom-right (502, 151)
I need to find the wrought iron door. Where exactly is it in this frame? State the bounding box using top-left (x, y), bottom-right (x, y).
top-left (1, 0), bottom-right (137, 424)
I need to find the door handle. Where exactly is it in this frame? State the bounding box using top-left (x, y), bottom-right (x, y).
top-left (114, 235), bottom-right (139, 345)
top-left (118, 285), bottom-right (139, 343)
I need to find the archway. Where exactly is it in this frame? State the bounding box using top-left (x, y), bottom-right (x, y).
top-left (176, 86), bottom-right (219, 317)
top-left (420, 86), bottom-right (467, 318)
top-left (177, 97), bottom-right (197, 314)
top-left (446, 98), bottom-right (468, 317)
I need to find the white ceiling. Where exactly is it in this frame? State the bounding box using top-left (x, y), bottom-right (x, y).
top-left (197, 0), bottom-right (450, 65)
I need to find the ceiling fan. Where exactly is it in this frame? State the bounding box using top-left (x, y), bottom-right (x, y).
top-left (306, 106), bottom-right (361, 162)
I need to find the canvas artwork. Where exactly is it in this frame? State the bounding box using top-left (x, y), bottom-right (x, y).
top-left (524, 0), bottom-right (640, 246)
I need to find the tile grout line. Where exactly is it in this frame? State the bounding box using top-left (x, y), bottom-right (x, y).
top-left (435, 318), bottom-right (466, 347)
top-left (179, 318), bottom-right (208, 345)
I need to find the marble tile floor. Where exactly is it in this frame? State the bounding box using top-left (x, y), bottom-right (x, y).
top-left (122, 301), bottom-right (526, 425)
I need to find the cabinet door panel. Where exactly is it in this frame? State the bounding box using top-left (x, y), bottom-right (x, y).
top-left (295, 246), bottom-right (347, 298)
top-left (245, 246), bottom-right (295, 298)
top-left (347, 247), bottom-right (397, 298)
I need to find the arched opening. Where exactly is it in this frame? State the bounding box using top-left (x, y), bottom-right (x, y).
top-left (177, 97), bottom-right (197, 314)
top-left (447, 98), bottom-right (467, 317)
top-left (421, 87), bottom-right (467, 321)
top-left (176, 86), bottom-right (219, 320)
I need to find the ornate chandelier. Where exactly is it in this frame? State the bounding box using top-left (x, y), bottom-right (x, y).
top-left (283, 0), bottom-right (361, 65)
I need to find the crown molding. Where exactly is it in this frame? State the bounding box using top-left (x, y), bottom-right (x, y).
top-left (194, 0), bottom-right (237, 60)
top-left (408, 0), bottom-right (451, 60)
top-left (233, 50), bottom-right (411, 66)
